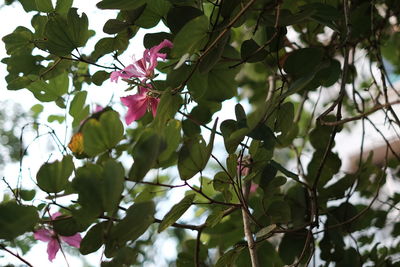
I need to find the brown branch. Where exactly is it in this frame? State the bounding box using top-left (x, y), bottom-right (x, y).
top-left (0, 244), bottom-right (34, 267)
top-left (194, 228), bottom-right (203, 267)
top-left (241, 182), bottom-right (259, 267)
top-left (319, 100), bottom-right (400, 126)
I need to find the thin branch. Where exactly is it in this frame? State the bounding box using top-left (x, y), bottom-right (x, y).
top-left (0, 244), bottom-right (34, 267)
top-left (319, 100), bottom-right (400, 126)
top-left (195, 229), bottom-right (203, 267)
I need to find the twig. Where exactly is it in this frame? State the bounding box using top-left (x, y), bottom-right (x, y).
top-left (195, 228), bottom-right (203, 267)
top-left (319, 100), bottom-right (400, 126)
top-left (0, 244), bottom-right (34, 267)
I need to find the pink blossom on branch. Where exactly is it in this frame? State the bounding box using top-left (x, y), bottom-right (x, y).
top-left (110, 39), bottom-right (173, 82)
top-left (33, 212), bottom-right (82, 262)
top-left (121, 86), bottom-right (160, 124)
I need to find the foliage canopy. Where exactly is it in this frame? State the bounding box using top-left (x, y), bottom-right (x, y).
top-left (1, 0), bottom-right (400, 266)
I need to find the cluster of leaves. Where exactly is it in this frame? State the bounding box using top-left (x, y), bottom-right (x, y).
top-left (1, 0), bottom-right (400, 266)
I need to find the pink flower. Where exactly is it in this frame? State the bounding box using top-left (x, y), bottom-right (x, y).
top-left (250, 183), bottom-right (259, 193)
top-left (34, 213), bottom-right (82, 262)
top-left (110, 39), bottom-right (173, 82)
top-left (121, 86), bottom-right (160, 124)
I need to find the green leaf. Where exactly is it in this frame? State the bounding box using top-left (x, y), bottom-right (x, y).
top-left (241, 39), bottom-right (268, 63)
top-left (35, 0), bottom-right (53, 12)
top-left (267, 200), bottom-right (291, 223)
top-left (255, 224), bottom-right (277, 240)
top-left (44, 8), bottom-right (90, 56)
top-left (158, 119), bottom-right (181, 163)
top-left (172, 15), bottom-right (209, 57)
top-left (18, 0), bottom-right (38, 12)
top-left (36, 155), bottom-right (74, 193)
top-left (215, 246), bottom-right (245, 267)
top-left (72, 160), bottom-right (124, 218)
top-left (166, 6), bottom-right (203, 34)
top-left (31, 104), bottom-right (44, 117)
top-left (275, 102), bottom-right (294, 136)
top-left (269, 160), bottom-right (300, 182)
top-left (315, 59), bottom-right (341, 87)
top-left (178, 120), bottom-right (217, 180)
top-left (19, 189), bottom-right (36, 201)
top-left (205, 206), bottom-right (226, 227)
top-left (69, 91), bottom-right (87, 118)
top-left (92, 70), bottom-right (110, 86)
top-left (52, 215), bottom-right (86, 236)
top-left (27, 72), bottom-right (69, 102)
top-left (129, 130), bottom-right (166, 182)
top-left (198, 32), bottom-right (229, 74)
top-left (135, 0), bottom-right (171, 29)
top-left (108, 201), bottom-right (155, 245)
top-left (80, 222), bottom-right (107, 255)
top-left (187, 68), bottom-right (208, 100)
top-left (72, 164), bottom-right (105, 218)
top-left (152, 91), bottom-right (182, 129)
top-left (205, 59), bottom-right (239, 102)
top-left (0, 202), bottom-right (39, 240)
top-left (158, 194), bottom-right (195, 232)
top-left (144, 32), bottom-right (173, 49)
top-left (96, 0), bottom-right (146, 10)
top-left (2, 26), bottom-right (34, 55)
top-left (48, 114), bottom-right (65, 123)
top-left (55, 0), bottom-right (73, 15)
top-left (101, 160), bottom-right (125, 214)
top-left (279, 230), bottom-right (308, 265)
top-left (283, 48), bottom-right (324, 78)
top-left (103, 19), bottom-right (129, 34)
top-left (82, 110), bottom-right (124, 157)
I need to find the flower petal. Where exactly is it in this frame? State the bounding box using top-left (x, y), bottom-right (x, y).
top-left (34, 229), bottom-right (53, 242)
top-left (150, 97), bottom-right (160, 117)
top-left (51, 212), bottom-right (62, 220)
top-left (61, 233), bottom-right (82, 248)
top-left (121, 94), bottom-right (148, 124)
top-left (47, 238), bottom-right (60, 262)
top-left (110, 71), bottom-right (121, 82)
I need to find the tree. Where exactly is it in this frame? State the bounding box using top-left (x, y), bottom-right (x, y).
top-left (1, 0), bottom-right (400, 266)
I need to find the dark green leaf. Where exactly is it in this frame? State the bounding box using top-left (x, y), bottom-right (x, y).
top-left (166, 6), bottom-right (203, 34)
top-left (158, 194), bottom-right (195, 232)
top-left (82, 110), bottom-right (124, 157)
top-left (55, 0), bottom-right (73, 15)
top-left (109, 201), bottom-right (155, 244)
top-left (97, 0), bottom-right (146, 10)
top-left (135, 0), bottom-right (171, 29)
top-left (283, 48), bottom-right (324, 78)
top-left (69, 91), bottom-right (87, 118)
top-left (103, 19), bottom-right (129, 34)
top-left (44, 8), bottom-right (90, 56)
top-left (36, 155), bottom-right (74, 193)
top-left (255, 224), bottom-right (277, 240)
top-left (129, 130), bottom-right (166, 182)
top-left (172, 15), bottom-right (209, 57)
top-left (241, 39), bottom-right (268, 63)
top-left (80, 222), bottom-right (107, 255)
top-left (0, 202), bottom-right (39, 240)
top-left (35, 0), bottom-right (53, 12)
top-left (178, 120), bottom-right (217, 180)
top-left (92, 70), bottom-right (110, 86)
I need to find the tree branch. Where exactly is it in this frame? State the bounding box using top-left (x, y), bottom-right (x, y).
top-left (0, 244), bottom-right (34, 267)
top-left (241, 182), bottom-right (259, 267)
